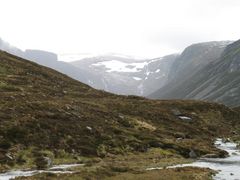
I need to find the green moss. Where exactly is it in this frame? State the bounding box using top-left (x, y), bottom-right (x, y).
top-left (0, 81), bottom-right (20, 91)
top-left (0, 67), bottom-right (7, 74)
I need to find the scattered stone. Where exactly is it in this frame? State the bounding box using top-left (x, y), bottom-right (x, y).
top-left (176, 138), bottom-right (183, 142)
top-left (223, 138), bottom-right (231, 143)
top-left (119, 114), bottom-right (125, 119)
top-left (201, 153), bottom-right (219, 158)
top-left (35, 156), bottom-right (52, 169)
top-left (191, 112), bottom-right (197, 115)
top-left (86, 126), bottom-right (92, 131)
top-left (65, 105), bottom-right (71, 110)
top-left (5, 153), bottom-right (13, 160)
top-left (171, 109), bottom-right (182, 116)
top-left (189, 149), bottom-right (197, 158)
top-left (178, 116), bottom-right (192, 121)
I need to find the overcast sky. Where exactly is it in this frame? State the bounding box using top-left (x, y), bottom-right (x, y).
top-left (1, 0), bottom-right (240, 61)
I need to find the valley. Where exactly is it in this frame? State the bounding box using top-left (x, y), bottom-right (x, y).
top-left (0, 50), bottom-right (240, 179)
top-left (1, 0), bottom-right (240, 179)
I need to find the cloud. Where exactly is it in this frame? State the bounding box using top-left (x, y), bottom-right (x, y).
top-left (147, 28), bottom-right (217, 51)
top-left (0, 0), bottom-right (240, 59)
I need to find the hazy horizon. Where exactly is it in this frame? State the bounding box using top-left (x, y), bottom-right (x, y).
top-left (1, 0), bottom-right (240, 62)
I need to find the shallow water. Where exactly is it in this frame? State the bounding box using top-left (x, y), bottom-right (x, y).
top-left (147, 138), bottom-right (240, 180)
top-left (1, 139), bottom-right (240, 180)
top-left (0, 163), bottom-right (83, 180)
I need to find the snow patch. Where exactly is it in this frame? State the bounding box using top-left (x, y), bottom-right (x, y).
top-left (133, 77), bottom-right (142, 81)
top-left (92, 60), bottom-right (148, 73)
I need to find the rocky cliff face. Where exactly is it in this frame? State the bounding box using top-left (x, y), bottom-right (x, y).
top-left (149, 42), bottom-right (231, 99)
top-left (71, 54), bottom-right (178, 96)
top-left (150, 40), bottom-right (240, 107)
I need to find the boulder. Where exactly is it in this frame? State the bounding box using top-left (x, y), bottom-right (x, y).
top-left (171, 109), bottom-right (182, 116)
top-left (35, 156), bottom-right (52, 169)
top-left (201, 153), bottom-right (219, 158)
top-left (189, 149), bottom-right (197, 158)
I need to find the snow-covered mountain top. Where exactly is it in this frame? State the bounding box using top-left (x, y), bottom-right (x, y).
top-left (92, 60), bottom-right (149, 73)
top-left (60, 53), bottom-right (148, 62)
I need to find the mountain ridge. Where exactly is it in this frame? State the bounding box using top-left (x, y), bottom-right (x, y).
top-left (149, 40), bottom-right (240, 107)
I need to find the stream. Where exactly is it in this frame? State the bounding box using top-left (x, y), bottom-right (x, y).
top-left (147, 138), bottom-right (240, 180)
top-left (1, 138), bottom-right (239, 180)
top-left (0, 164), bottom-right (83, 180)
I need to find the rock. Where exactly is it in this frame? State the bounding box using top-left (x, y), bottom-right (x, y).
top-left (222, 138), bottom-right (231, 143)
top-left (178, 116), bottom-right (192, 122)
top-left (119, 115), bottom-right (125, 119)
top-left (176, 138), bottom-right (183, 142)
top-left (178, 116), bottom-right (192, 120)
top-left (189, 149), bottom-right (197, 158)
top-left (201, 153), bottom-right (219, 158)
top-left (86, 126), bottom-right (92, 131)
top-left (35, 156), bottom-right (52, 169)
top-left (5, 153), bottom-right (13, 160)
top-left (171, 109), bottom-right (182, 116)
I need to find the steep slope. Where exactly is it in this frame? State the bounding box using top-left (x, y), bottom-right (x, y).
top-left (0, 38), bottom-right (177, 96)
top-left (149, 41), bottom-right (231, 99)
top-left (72, 54), bottom-right (178, 96)
top-left (24, 49), bottom-right (89, 84)
top-left (0, 38), bottom-right (89, 85)
top-left (0, 38), bottom-right (24, 57)
top-left (150, 40), bottom-right (240, 107)
top-left (0, 50), bottom-right (239, 175)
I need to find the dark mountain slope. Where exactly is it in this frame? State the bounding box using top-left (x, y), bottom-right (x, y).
top-left (0, 50), bottom-right (239, 173)
top-left (168, 41), bottom-right (230, 81)
top-left (149, 41), bottom-right (231, 98)
top-left (150, 40), bottom-right (240, 107)
top-left (24, 49), bottom-right (91, 84)
top-left (0, 38), bottom-right (89, 85)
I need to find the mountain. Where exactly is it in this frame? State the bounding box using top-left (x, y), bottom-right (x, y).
top-left (23, 49), bottom-right (89, 84)
top-left (0, 50), bottom-right (239, 179)
top-left (167, 41), bottom-right (231, 81)
top-left (1, 38), bottom-right (177, 96)
top-left (150, 40), bottom-right (240, 107)
top-left (149, 41), bottom-right (232, 98)
top-left (0, 38), bottom-right (89, 84)
top-left (0, 38), bottom-right (24, 57)
top-left (71, 54), bottom-right (178, 96)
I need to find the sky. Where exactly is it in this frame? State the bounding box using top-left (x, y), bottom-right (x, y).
top-left (0, 0), bottom-right (240, 61)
